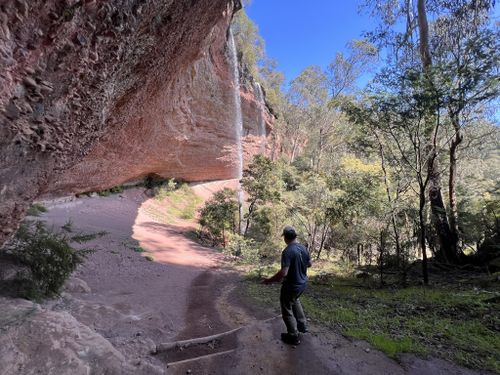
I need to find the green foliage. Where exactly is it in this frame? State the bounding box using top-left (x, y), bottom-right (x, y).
top-left (232, 9), bottom-right (264, 79)
top-left (198, 188), bottom-right (239, 246)
top-left (244, 275), bottom-right (499, 371)
top-left (26, 203), bottom-right (48, 217)
top-left (144, 255), bottom-right (154, 262)
top-left (95, 185), bottom-right (125, 197)
top-left (134, 246), bottom-right (145, 253)
top-left (154, 178), bottom-right (178, 201)
top-left (327, 39), bottom-right (378, 101)
top-left (145, 183), bottom-right (202, 223)
top-left (242, 155), bottom-right (282, 203)
top-left (10, 222), bottom-right (93, 299)
top-left (224, 234), bottom-right (260, 265)
top-left (70, 231), bottom-right (108, 244)
top-left (231, 7), bottom-right (286, 113)
top-left (241, 155), bottom-right (283, 236)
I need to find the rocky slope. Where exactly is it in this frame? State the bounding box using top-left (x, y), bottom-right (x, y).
top-left (0, 0), bottom-right (274, 246)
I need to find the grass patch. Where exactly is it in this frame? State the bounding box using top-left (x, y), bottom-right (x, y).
top-left (134, 246), bottom-right (145, 253)
top-left (70, 231), bottom-right (108, 243)
top-left (243, 271), bottom-right (500, 372)
top-left (346, 327), bottom-right (426, 357)
top-left (145, 184), bottom-right (203, 223)
top-left (144, 255), bottom-right (154, 262)
top-left (26, 203), bottom-right (47, 216)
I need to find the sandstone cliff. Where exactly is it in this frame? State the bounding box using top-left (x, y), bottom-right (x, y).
top-left (0, 0), bottom-right (273, 246)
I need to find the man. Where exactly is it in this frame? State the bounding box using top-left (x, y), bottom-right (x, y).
top-left (263, 226), bottom-right (311, 345)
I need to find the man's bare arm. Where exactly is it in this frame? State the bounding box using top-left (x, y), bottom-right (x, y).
top-left (262, 267), bottom-right (289, 284)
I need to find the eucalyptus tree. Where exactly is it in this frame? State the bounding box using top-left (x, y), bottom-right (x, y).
top-left (429, 2), bottom-right (500, 254)
top-left (343, 63), bottom-right (445, 284)
top-left (363, 0), bottom-right (499, 263)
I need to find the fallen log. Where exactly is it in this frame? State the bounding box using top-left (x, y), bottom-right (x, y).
top-left (153, 315), bottom-right (280, 354)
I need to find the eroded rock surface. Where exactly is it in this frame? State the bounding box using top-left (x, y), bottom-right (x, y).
top-left (0, 297), bottom-right (164, 375)
top-left (0, 0), bottom-right (273, 246)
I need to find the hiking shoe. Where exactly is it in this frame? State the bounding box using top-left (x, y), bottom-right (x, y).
top-left (297, 326), bottom-right (308, 334)
top-left (281, 333), bottom-right (300, 345)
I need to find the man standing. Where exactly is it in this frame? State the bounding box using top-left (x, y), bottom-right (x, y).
top-left (263, 226), bottom-right (311, 345)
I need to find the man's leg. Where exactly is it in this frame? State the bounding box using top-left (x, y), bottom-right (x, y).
top-left (280, 287), bottom-right (298, 335)
top-left (292, 297), bottom-right (307, 333)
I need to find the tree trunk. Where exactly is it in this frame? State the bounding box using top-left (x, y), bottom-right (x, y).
top-left (379, 230), bottom-right (386, 286)
top-left (243, 200), bottom-right (256, 237)
top-left (419, 186), bottom-right (429, 285)
top-left (376, 131), bottom-right (402, 267)
top-left (417, 0), bottom-right (456, 264)
top-left (290, 136), bottom-right (299, 163)
top-left (316, 128), bottom-right (324, 172)
top-left (429, 173), bottom-right (456, 263)
top-left (310, 224), bottom-right (318, 256)
top-left (357, 243), bottom-right (362, 266)
top-left (448, 114), bottom-right (463, 259)
top-left (316, 225), bottom-right (329, 260)
top-left (417, 0), bottom-right (432, 69)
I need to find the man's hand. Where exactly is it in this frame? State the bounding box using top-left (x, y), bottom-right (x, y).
top-left (261, 267), bottom-right (288, 285)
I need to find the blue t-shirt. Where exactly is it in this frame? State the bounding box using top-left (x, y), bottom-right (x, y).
top-left (281, 242), bottom-right (310, 292)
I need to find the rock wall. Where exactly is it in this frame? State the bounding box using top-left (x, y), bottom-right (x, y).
top-left (0, 0), bottom-right (274, 246)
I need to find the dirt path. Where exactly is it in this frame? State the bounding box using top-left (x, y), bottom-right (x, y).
top-left (1, 184), bottom-right (491, 374)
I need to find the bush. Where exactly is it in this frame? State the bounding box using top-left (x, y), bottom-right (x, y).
top-left (154, 179), bottom-right (178, 201)
top-left (198, 189), bottom-right (239, 246)
top-left (224, 234), bottom-right (255, 259)
top-left (10, 221), bottom-right (93, 299)
top-left (26, 203), bottom-right (48, 216)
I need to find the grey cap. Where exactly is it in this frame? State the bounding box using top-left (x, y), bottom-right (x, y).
top-left (282, 225), bottom-right (296, 237)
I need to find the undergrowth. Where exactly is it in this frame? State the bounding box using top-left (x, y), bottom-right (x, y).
top-left (7, 221), bottom-right (94, 300)
top-left (145, 183), bottom-right (202, 223)
top-left (243, 269), bottom-right (500, 372)
top-left (26, 203), bottom-right (47, 217)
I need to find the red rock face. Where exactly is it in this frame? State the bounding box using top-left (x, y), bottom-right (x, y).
top-left (0, 0), bottom-right (274, 246)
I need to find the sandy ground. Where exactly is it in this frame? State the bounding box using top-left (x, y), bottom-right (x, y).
top-left (0, 182), bottom-right (494, 375)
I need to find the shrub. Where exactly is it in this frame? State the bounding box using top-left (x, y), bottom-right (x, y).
top-left (225, 234), bottom-right (260, 264)
top-left (154, 178), bottom-right (178, 201)
top-left (198, 189), bottom-right (239, 246)
top-left (26, 203), bottom-right (48, 216)
top-left (10, 221), bottom-right (93, 299)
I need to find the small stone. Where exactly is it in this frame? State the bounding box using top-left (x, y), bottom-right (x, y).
top-left (4, 102), bottom-right (20, 120)
top-left (365, 348), bottom-right (370, 353)
top-left (75, 34), bottom-right (88, 46)
top-left (40, 83), bottom-right (54, 94)
top-left (22, 76), bottom-right (38, 89)
top-left (186, 370), bottom-right (192, 374)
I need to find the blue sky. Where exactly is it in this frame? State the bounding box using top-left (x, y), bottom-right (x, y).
top-left (246, 1), bottom-right (500, 87)
top-left (246, 0), bottom-right (376, 83)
